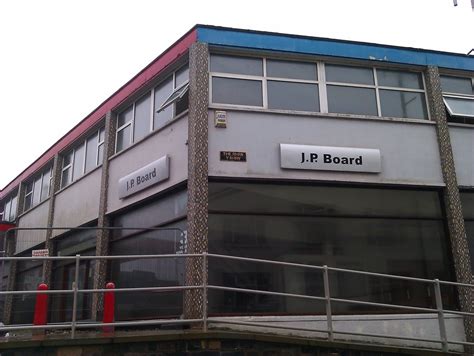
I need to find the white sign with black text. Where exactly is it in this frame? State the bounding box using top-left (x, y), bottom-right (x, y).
top-left (280, 144), bottom-right (381, 173)
top-left (118, 155), bottom-right (170, 199)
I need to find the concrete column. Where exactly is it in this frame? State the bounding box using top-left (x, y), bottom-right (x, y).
top-left (184, 42), bottom-right (209, 320)
top-left (425, 66), bottom-right (474, 343)
top-left (91, 111), bottom-right (115, 320)
top-left (42, 154), bottom-right (61, 286)
top-left (3, 183), bottom-right (24, 324)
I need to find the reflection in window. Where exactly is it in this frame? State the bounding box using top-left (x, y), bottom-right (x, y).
top-left (212, 77), bottom-right (263, 106)
top-left (208, 182), bottom-right (453, 315)
top-left (24, 166), bottom-right (52, 211)
top-left (61, 125), bottom-right (105, 189)
top-left (441, 75), bottom-right (474, 123)
top-left (327, 85), bottom-right (377, 116)
top-left (115, 64), bottom-right (189, 153)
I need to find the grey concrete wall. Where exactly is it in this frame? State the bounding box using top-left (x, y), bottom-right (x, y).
top-left (52, 168), bottom-right (102, 236)
top-left (208, 110), bottom-right (444, 186)
top-left (450, 125), bottom-right (474, 188)
top-left (107, 116), bottom-right (188, 214)
top-left (15, 199), bottom-right (49, 253)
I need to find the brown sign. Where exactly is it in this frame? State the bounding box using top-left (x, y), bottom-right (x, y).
top-left (220, 151), bottom-right (247, 162)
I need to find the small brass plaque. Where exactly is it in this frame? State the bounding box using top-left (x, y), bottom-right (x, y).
top-left (220, 151), bottom-right (247, 162)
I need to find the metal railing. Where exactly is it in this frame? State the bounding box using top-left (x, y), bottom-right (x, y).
top-left (0, 243), bottom-right (472, 352)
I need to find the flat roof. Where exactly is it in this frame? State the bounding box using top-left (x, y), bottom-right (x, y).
top-left (1, 25), bottom-right (473, 199)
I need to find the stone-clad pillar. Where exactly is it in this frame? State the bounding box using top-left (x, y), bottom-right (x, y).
top-left (425, 66), bottom-right (474, 343)
top-left (43, 154), bottom-right (62, 286)
top-left (184, 42), bottom-right (209, 320)
top-left (3, 183), bottom-right (24, 324)
top-left (91, 111), bottom-right (115, 320)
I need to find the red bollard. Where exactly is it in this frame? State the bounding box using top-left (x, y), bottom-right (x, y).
top-left (33, 283), bottom-right (49, 326)
top-left (102, 282), bottom-right (115, 333)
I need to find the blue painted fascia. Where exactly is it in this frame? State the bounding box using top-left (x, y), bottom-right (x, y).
top-left (197, 26), bottom-right (474, 72)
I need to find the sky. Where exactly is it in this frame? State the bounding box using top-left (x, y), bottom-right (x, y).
top-left (0, 0), bottom-right (473, 190)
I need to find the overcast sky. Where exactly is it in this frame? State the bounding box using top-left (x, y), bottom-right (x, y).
top-left (0, 0), bottom-right (472, 189)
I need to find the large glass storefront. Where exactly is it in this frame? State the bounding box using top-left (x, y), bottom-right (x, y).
top-left (208, 182), bottom-right (455, 315)
top-left (109, 189), bottom-right (187, 320)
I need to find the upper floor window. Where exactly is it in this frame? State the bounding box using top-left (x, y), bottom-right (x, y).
top-left (61, 126), bottom-right (105, 189)
top-left (24, 166), bottom-right (52, 211)
top-left (440, 75), bottom-right (474, 123)
top-left (116, 65), bottom-right (189, 153)
top-left (210, 54), bottom-right (428, 120)
top-left (2, 192), bottom-right (18, 222)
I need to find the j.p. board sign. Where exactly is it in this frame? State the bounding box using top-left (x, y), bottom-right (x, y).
top-left (280, 144), bottom-right (381, 173)
top-left (118, 155), bottom-right (170, 199)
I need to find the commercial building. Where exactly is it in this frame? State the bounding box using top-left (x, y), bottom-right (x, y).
top-left (0, 25), bottom-right (473, 353)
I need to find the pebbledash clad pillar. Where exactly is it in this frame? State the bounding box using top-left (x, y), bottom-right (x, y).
top-left (425, 66), bottom-right (474, 344)
top-left (184, 42), bottom-right (209, 321)
top-left (91, 110), bottom-right (115, 320)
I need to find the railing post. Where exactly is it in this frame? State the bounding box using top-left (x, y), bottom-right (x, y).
top-left (202, 252), bottom-right (208, 332)
top-left (323, 265), bottom-right (333, 342)
top-left (434, 279), bottom-right (448, 352)
top-left (71, 254), bottom-right (80, 339)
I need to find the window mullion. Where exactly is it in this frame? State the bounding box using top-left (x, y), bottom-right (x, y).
top-left (374, 68), bottom-right (382, 117)
top-left (319, 62), bottom-right (328, 113)
top-left (262, 58), bottom-right (268, 109)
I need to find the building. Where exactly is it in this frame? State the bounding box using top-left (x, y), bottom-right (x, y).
top-left (0, 25), bottom-right (473, 353)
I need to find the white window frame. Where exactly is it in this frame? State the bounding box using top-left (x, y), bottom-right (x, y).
top-left (441, 76), bottom-right (474, 119)
top-left (23, 166), bottom-right (53, 212)
top-left (208, 52), bottom-right (430, 120)
top-left (2, 193), bottom-right (18, 222)
top-left (115, 64), bottom-right (189, 153)
top-left (61, 126), bottom-right (105, 189)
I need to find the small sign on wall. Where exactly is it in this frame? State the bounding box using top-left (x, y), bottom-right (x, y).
top-left (118, 155), bottom-right (170, 199)
top-left (32, 249), bottom-right (49, 257)
top-left (220, 151), bottom-right (247, 162)
top-left (280, 144), bottom-right (381, 173)
top-left (215, 110), bottom-right (227, 128)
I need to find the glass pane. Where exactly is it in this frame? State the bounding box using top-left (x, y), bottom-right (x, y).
top-left (116, 125), bottom-right (131, 152)
top-left (327, 85), bottom-right (377, 116)
top-left (268, 81), bottom-right (319, 111)
top-left (209, 183), bottom-right (443, 219)
top-left (325, 64), bottom-right (374, 85)
top-left (24, 194), bottom-right (32, 211)
top-left (97, 144), bottom-right (104, 165)
top-left (461, 192), bottom-right (474, 219)
top-left (133, 94), bottom-right (151, 142)
top-left (440, 76), bottom-right (473, 95)
top-left (4, 201), bottom-right (11, 221)
top-left (99, 127), bottom-right (105, 142)
top-left (377, 69), bottom-right (423, 89)
top-left (32, 176), bottom-right (42, 206)
top-left (175, 65), bottom-right (189, 88)
top-left (85, 133), bottom-right (98, 173)
top-left (117, 106), bottom-right (133, 128)
top-left (40, 168), bottom-right (51, 201)
top-left (211, 55), bottom-right (263, 76)
top-left (63, 152), bottom-right (73, 167)
top-left (267, 59), bottom-right (317, 80)
top-left (25, 182), bottom-right (33, 195)
top-left (72, 144), bottom-right (85, 181)
top-left (10, 196), bottom-right (17, 220)
top-left (61, 167), bottom-right (71, 188)
top-left (175, 90), bottom-right (189, 116)
top-left (445, 97), bottom-right (474, 117)
top-left (380, 90), bottom-right (427, 119)
top-left (212, 77), bottom-right (263, 106)
top-left (154, 77), bottom-right (173, 130)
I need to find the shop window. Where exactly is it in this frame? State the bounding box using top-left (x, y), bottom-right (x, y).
top-left (115, 64), bottom-right (189, 154)
top-left (24, 166), bottom-right (52, 211)
top-left (208, 182), bottom-right (454, 315)
top-left (441, 75), bottom-right (474, 123)
top-left (61, 125), bottom-right (105, 189)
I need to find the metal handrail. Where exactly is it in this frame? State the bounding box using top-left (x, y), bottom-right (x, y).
top-left (0, 251), bottom-right (472, 353)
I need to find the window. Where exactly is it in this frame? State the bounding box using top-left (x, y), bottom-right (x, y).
top-left (209, 54), bottom-right (429, 120)
top-left (2, 193), bottom-right (18, 222)
top-left (61, 126), bottom-right (105, 189)
top-left (208, 182), bottom-right (454, 315)
top-left (440, 75), bottom-right (474, 123)
top-left (24, 166), bottom-right (52, 211)
top-left (115, 65), bottom-right (189, 154)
